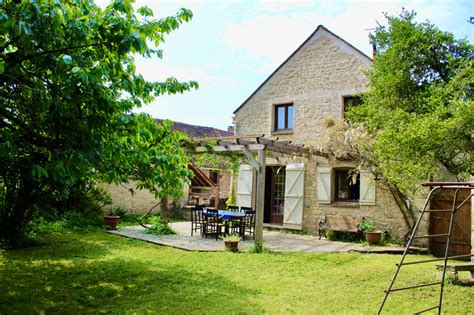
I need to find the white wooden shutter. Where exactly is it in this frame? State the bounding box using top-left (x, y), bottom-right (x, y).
top-left (359, 170), bottom-right (376, 205)
top-left (236, 164), bottom-right (254, 208)
top-left (316, 166), bottom-right (331, 204)
top-left (283, 163), bottom-right (305, 230)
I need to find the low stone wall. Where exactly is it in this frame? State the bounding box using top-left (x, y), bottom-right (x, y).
top-left (102, 181), bottom-right (160, 215)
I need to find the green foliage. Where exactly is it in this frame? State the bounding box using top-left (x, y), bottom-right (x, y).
top-left (0, 0), bottom-right (196, 243)
top-left (246, 241), bottom-right (268, 253)
top-left (118, 213), bottom-right (159, 226)
top-left (108, 207), bottom-right (127, 217)
top-left (225, 194), bottom-right (236, 207)
top-left (347, 10), bottom-right (474, 193)
top-left (220, 234), bottom-right (241, 242)
top-left (144, 216), bottom-right (176, 236)
top-left (3, 232), bottom-right (472, 313)
top-left (358, 219), bottom-right (377, 232)
top-left (326, 230), bottom-right (364, 243)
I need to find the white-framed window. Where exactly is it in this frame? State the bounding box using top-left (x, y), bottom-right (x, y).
top-left (316, 166), bottom-right (375, 205)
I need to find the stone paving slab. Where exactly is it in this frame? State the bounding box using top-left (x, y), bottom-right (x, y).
top-left (107, 222), bottom-right (414, 254)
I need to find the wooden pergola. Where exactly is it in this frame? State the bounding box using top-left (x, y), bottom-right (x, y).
top-left (183, 134), bottom-right (328, 243)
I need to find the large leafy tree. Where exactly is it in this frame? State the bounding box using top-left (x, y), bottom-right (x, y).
top-left (0, 0), bottom-right (197, 243)
top-left (348, 10), bottom-right (473, 193)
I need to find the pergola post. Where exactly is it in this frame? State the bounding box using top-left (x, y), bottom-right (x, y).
top-left (255, 149), bottom-right (266, 243)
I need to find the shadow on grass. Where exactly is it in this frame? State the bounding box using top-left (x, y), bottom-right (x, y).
top-left (0, 235), bottom-right (262, 314)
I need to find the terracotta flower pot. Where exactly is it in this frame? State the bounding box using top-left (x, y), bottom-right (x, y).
top-left (224, 240), bottom-right (239, 252)
top-left (365, 231), bottom-right (382, 245)
top-left (104, 215), bottom-right (120, 230)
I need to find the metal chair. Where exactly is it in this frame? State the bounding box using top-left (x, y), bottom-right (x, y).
top-left (232, 207), bottom-right (255, 239)
top-left (240, 206), bottom-right (252, 213)
top-left (203, 209), bottom-right (224, 240)
top-left (191, 206), bottom-right (206, 237)
top-left (242, 209), bottom-right (256, 240)
top-left (227, 205), bottom-right (240, 212)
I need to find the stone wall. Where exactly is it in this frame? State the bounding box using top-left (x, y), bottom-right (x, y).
top-left (264, 155), bottom-right (412, 239)
top-left (233, 27), bottom-right (415, 239)
top-left (102, 181), bottom-right (160, 215)
top-left (103, 169), bottom-right (232, 215)
top-left (234, 28), bottom-right (371, 147)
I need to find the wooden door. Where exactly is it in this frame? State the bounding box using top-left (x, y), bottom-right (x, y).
top-left (270, 166), bottom-right (285, 224)
top-left (429, 189), bottom-right (471, 260)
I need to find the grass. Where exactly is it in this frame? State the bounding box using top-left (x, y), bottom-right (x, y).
top-left (1, 232), bottom-right (472, 314)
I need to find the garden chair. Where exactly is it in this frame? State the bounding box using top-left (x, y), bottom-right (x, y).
top-left (235, 208), bottom-right (255, 239)
top-left (227, 205), bottom-right (240, 212)
top-left (240, 206), bottom-right (252, 213)
top-left (191, 206), bottom-right (206, 237)
top-left (203, 209), bottom-right (224, 240)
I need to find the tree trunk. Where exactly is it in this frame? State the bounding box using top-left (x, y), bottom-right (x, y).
top-left (160, 196), bottom-right (171, 219)
top-left (388, 184), bottom-right (417, 240)
top-left (0, 176), bottom-right (36, 246)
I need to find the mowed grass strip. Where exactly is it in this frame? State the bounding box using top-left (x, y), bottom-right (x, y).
top-left (0, 232), bottom-right (472, 314)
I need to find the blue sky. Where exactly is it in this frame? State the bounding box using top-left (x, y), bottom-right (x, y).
top-left (127, 0), bottom-right (473, 130)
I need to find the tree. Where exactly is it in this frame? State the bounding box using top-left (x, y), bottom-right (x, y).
top-left (347, 10), bottom-right (473, 193)
top-left (0, 0), bottom-right (197, 244)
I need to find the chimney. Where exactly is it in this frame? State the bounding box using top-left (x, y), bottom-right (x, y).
top-left (227, 125), bottom-right (235, 135)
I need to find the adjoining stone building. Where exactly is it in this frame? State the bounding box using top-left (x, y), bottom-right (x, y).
top-left (104, 119), bottom-right (233, 215)
top-left (232, 25), bottom-right (412, 239)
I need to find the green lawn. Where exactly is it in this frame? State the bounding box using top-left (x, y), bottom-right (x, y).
top-left (0, 232), bottom-right (472, 314)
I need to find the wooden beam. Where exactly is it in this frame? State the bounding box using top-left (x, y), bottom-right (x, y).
top-left (241, 146), bottom-right (260, 171)
top-left (247, 144), bottom-right (265, 151)
top-left (257, 137), bottom-right (309, 155)
top-left (255, 149), bottom-right (266, 243)
top-left (214, 186), bottom-right (219, 209)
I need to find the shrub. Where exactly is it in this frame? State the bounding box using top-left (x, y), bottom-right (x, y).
top-left (359, 219), bottom-right (377, 232)
top-left (326, 230), bottom-right (364, 243)
top-left (246, 241), bottom-right (268, 253)
top-left (144, 217), bottom-right (176, 236)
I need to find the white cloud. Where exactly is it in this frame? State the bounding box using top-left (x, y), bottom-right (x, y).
top-left (220, 1), bottom-right (410, 73)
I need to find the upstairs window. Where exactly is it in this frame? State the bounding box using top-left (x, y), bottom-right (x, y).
top-left (335, 169), bottom-right (360, 202)
top-left (343, 96), bottom-right (362, 115)
top-left (274, 103), bottom-right (294, 131)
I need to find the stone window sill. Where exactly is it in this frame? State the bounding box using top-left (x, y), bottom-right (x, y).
top-left (271, 129), bottom-right (293, 135)
top-left (331, 202), bottom-right (360, 208)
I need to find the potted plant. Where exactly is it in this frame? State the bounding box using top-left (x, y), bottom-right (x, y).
top-left (359, 219), bottom-right (382, 245)
top-left (221, 234), bottom-right (241, 252)
top-left (103, 207), bottom-right (125, 230)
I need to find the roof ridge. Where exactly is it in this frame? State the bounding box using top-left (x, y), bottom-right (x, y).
top-left (155, 118), bottom-right (232, 137)
top-left (233, 25), bottom-right (372, 114)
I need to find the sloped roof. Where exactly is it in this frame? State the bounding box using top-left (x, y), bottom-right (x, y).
top-left (233, 25), bottom-right (373, 114)
top-left (155, 119), bottom-right (232, 138)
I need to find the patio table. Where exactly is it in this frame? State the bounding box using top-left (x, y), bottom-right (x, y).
top-left (203, 210), bottom-right (245, 236)
top-left (217, 210), bottom-right (245, 220)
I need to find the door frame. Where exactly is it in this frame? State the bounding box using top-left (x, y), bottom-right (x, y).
top-left (264, 165), bottom-right (286, 225)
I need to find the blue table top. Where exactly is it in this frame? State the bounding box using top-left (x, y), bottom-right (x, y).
top-left (204, 209), bottom-right (245, 220)
top-left (218, 210), bottom-right (245, 217)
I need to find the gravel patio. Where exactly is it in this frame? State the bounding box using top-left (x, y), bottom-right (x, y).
top-left (108, 222), bottom-right (418, 254)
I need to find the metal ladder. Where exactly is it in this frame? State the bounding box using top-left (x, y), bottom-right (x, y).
top-left (378, 182), bottom-right (474, 315)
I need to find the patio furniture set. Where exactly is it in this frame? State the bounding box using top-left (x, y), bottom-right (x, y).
top-left (190, 205), bottom-right (256, 240)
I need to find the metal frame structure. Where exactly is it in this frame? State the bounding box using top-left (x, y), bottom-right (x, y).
top-left (378, 182), bottom-right (474, 314)
top-left (183, 134), bottom-right (327, 243)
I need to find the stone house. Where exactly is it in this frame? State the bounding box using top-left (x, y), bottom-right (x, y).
top-left (103, 119), bottom-right (233, 215)
top-left (232, 25), bottom-right (411, 239)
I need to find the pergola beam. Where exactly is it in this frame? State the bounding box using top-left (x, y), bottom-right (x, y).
top-left (241, 146), bottom-right (260, 171)
top-left (183, 135), bottom-right (321, 246)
